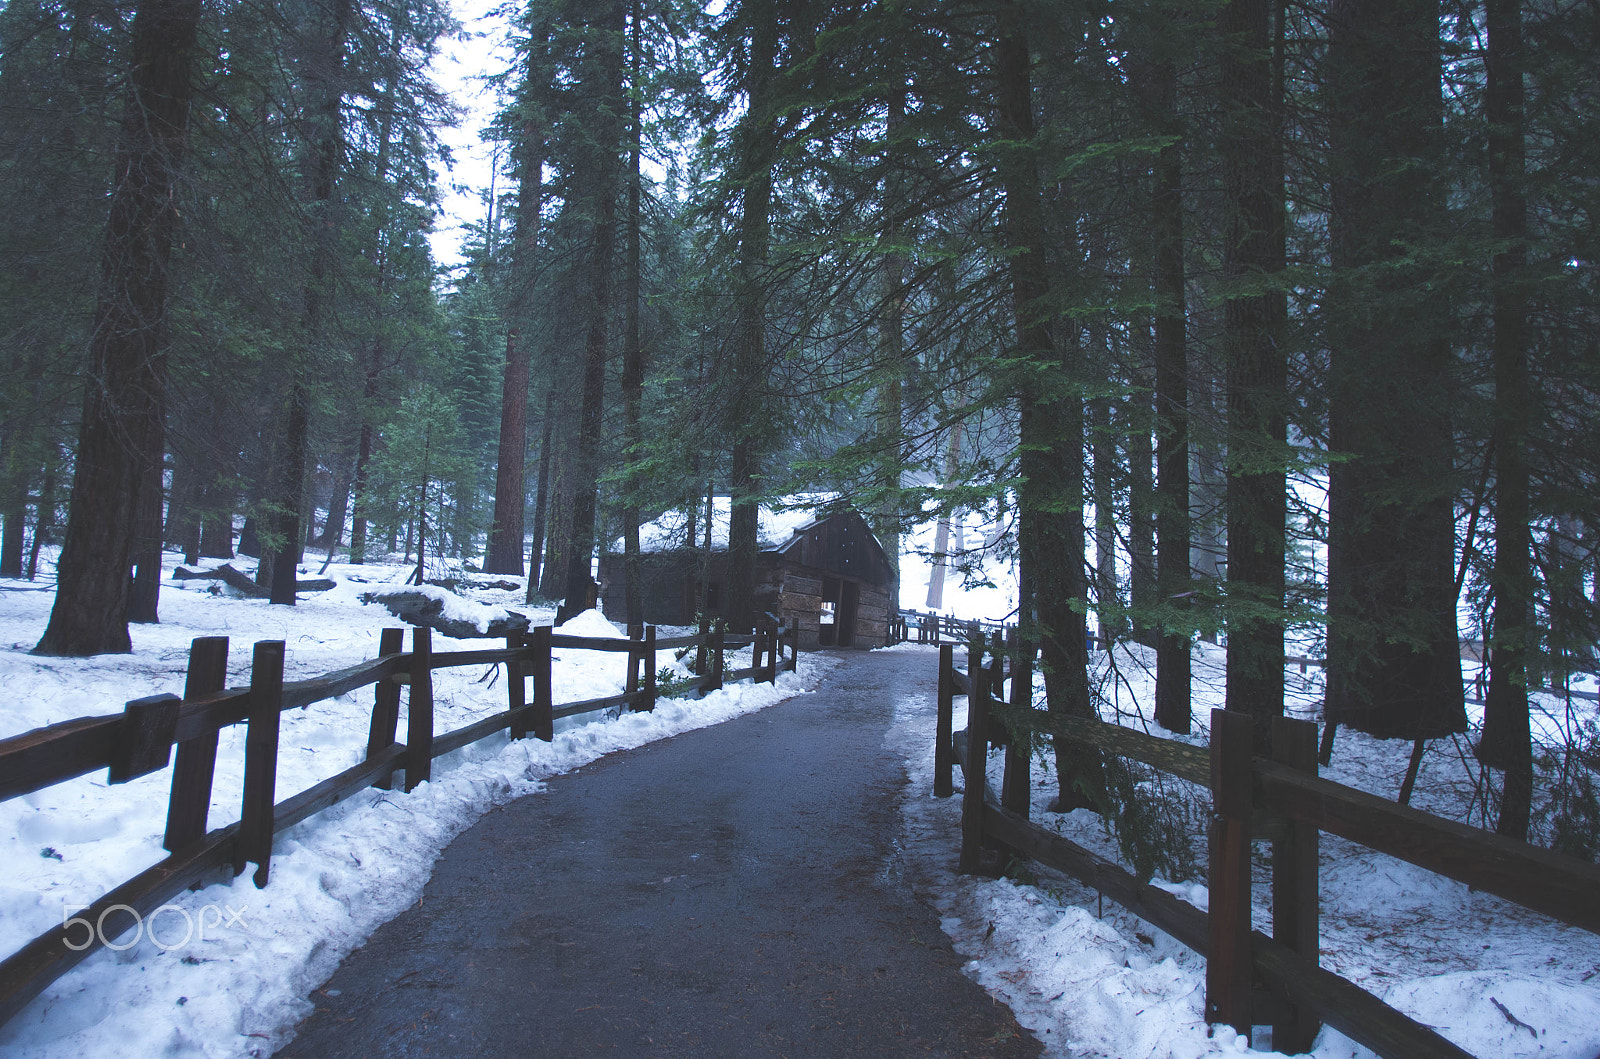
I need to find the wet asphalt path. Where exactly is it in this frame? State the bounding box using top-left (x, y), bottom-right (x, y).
top-left (277, 649), bottom-right (1039, 1059)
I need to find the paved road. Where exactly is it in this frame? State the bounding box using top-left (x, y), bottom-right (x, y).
top-left (278, 649), bottom-right (1039, 1058)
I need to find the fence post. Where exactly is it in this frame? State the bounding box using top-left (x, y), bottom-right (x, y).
top-left (1207, 708), bottom-right (1255, 1039)
top-left (163, 636), bottom-right (229, 852)
top-left (1271, 715), bottom-right (1322, 1053)
top-left (786, 622), bottom-right (798, 672)
top-left (959, 638), bottom-right (993, 874)
top-left (627, 623), bottom-right (643, 696)
top-left (694, 613), bottom-right (709, 675)
top-left (404, 627), bottom-right (434, 792)
top-left (236, 640), bottom-right (285, 887)
top-left (765, 621), bottom-right (778, 683)
top-left (637, 625), bottom-right (657, 711)
top-left (507, 632), bottom-right (528, 739)
top-left (366, 628), bottom-right (406, 789)
top-left (1001, 630), bottom-right (1031, 818)
top-left (530, 624), bottom-right (554, 741)
top-left (935, 644), bottom-right (955, 798)
top-left (708, 620), bottom-right (725, 692)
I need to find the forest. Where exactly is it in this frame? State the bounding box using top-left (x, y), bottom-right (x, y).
top-left (2, 0), bottom-right (1598, 852)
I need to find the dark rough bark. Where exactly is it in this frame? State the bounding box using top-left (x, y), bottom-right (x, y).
top-left (539, 410), bottom-right (573, 601)
top-left (267, 0), bottom-right (349, 607)
top-left (1092, 396), bottom-right (1121, 642)
top-left (1147, 50), bottom-right (1192, 733)
top-left (34, 0), bottom-right (200, 655)
top-left (1219, 0), bottom-right (1287, 749)
top-left (621, 0), bottom-right (645, 631)
top-left (1477, 0), bottom-right (1533, 839)
top-left (485, 326), bottom-right (530, 574)
top-left (127, 435), bottom-right (164, 622)
top-left (1126, 387), bottom-right (1157, 649)
top-left (527, 390), bottom-right (555, 603)
top-left (558, 1), bottom-right (626, 624)
top-left (1323, 0), bottom-right (1465, 742)
top-left (27, 459), bottom-right (58, 580)
top-left (725, 3), bottom-right (780, 637)
top-left (0, 437), bottom-right (27, 577)
top-left (994, 7), bottom-right (1094, 813)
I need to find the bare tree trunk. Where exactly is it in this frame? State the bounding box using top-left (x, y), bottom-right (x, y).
top-left (1220, 0), bottom-right (1287, 750)
top-left (1478, 0), bottom-right (1533, 839)
top-left (1147, 55), bottom-right (1192, 733)
top-left (1324, 0), bottom-right (1465, 746)
top-left (726, 4), bottom-right (779, 637)
top-left (994, 5), bottom-right (1094, 813)
top-left (35, 0), bottom-right (200, 655)
top-left (127, 433), bottom-right (164, 622)
top-left (267, 0), bottom-right (349, 607)
top-left (485, 325), bottom-right (530, 574)
top-left (621, 0), bottom-right (645, 631)
top-left (558, 1), bottom-right (625, 623)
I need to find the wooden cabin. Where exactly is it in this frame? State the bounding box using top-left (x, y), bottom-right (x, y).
top-left (598, 507), bottom-right (897, 649)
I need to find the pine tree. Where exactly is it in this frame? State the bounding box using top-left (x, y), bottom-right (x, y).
top-left (34, 0), bottom-right (203, 655)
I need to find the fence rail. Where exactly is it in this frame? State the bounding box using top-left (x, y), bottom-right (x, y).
top-left (0, 616), bottom-right (800, 1028)
top-left (936, 638), bottom-right (1600, 1059)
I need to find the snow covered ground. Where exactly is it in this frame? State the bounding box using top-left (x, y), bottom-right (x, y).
top-left (4, 532), bottom-right (1598, 1058)
top-left (0, 550), bottom-right (836, 1057)
top-left (883, 639), bottom-right (1600, 1059)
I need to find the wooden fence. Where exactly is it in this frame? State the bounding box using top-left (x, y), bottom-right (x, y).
top-left (0, 617), bottom-right (798, 1028)
top-left (891, 608), bottom-right (1011, 647)
top-left (936, 638), bottom-right (1600, 1059)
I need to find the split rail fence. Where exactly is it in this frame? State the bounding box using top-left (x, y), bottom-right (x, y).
top-left (0, 617), bottom-right (797, 1028)
top-left (937, 637), bottom-right (1600, 1059)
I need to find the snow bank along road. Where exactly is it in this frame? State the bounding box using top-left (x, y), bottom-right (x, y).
top-left (276, 649), bottom-right (1040, 1058)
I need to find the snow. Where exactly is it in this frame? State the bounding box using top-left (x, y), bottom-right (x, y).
top-left (624, 493), bottom-right (838, 553)
top-left (4, 539), bottom-right (1599, 1059)
top-left (0, 550), bottom-right (837, 1058)
top-left (883, 639), bottom-right (1600, 1059)
top-left (359, 580), bottom-right (521, 635)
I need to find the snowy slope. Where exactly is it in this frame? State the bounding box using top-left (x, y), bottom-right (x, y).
top-left (883, 639), bottom-right (1600, 1059)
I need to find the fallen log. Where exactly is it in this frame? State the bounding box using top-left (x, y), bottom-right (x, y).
top-left (173, 565), bottom-right (335, 597)
top-left (359, 587), bottom-right (530, 639)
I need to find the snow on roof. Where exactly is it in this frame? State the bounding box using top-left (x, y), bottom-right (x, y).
top-left (619, 493), bottom-right (838, 554)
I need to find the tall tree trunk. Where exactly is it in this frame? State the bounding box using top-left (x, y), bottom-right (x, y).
top-left (621, 0), bottom-right (645, 631)
top-left (127, 434), bottom-right (164, 622)
top-left (268, 0), bottom-right (349, 606)
top-left (540, 402), bottom-right (574, 601)
top-left (27, 456), bottom-right (58, 581)
top-left (0, 434), bottom-right (28, 578)
top-left (1478, 0), bottom-right (1533, 839)
top-left (558, 2), bottom-right (626, 623)
top-left (1147, 56), bottom-right (1192, 732)
top-left (1324, 0), bottom-right (1465, 745)
top-left (485, 325), bottom-right (530, 574)
top-left (526, 389), bottom-right (555, 602)
top-left (873, 91), bottom-right (908, 605)
top-left (725, 3), bottom-right (780, 637)
top-left (315, 447), bottom-right (354, 552)
top-left (1092, 395), bottom-right (1120, 643)
top-left (994, 6), bottom-right (1094, 813)
top-left (1220, 0), bottom-right (1287, 750)
top-left (35, 0), bottom-right (200, 655)
top-left (1126, 385), bottom-right (1157, 649)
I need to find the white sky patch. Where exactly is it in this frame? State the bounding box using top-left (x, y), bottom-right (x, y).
top-left (429, 0), bottom-right (515, 270)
